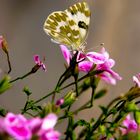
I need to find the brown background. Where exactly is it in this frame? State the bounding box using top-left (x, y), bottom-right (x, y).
top-left (0, 0), bottom-right (140, 133)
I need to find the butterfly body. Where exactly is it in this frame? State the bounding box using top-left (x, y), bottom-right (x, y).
top-left (44, 2), bottom-right (90, 51)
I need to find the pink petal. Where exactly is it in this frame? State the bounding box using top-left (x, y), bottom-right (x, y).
top-left (100, 47), bottom-right (109, 59)
top-left (4, 113), bottom-right (31, 140)
top-left (41, 114), bottom-right (57, 130)
top-left (86, 52), bottom-right (106, 64)
top-left (78, 61), bottom-right (93, 72)
top-left (40, 129), bottom-right (60, 140)
top-left (106, 69), bottom-right (122, 80)
top-left (34, 55), bottom-right (40, 64)
top-left (106, 59), bottom-right (115, 68)
top-left (77, 51), bottom-right (86, 62)
top-left (33, 55), bottom-right (47, 72)
top-left (28, 117), bottom-right (42, 134)
top-left (99, 72), bottom-right (117, 85)
top-left (60, 45), bottom-right (71, 65)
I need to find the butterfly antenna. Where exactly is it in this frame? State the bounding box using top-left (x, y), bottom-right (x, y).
top-left (86, 42), bottom-right (104, 52)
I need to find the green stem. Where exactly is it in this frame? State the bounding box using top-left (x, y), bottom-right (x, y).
top-left (73, 100), bottom-right (90, 114)
top-left (6, 52), bottom-right (12, 74)
top-left (78, 96), bottom-right (123, 139)
top-left (23, 70), bottom-right (102, 113)
top-left (21, 96), bottom-right (29, 114)
top-left (10, 71), bottom-right (32, 83)
top-left (72, 85), bottom-right (96, 114)
top-left (35, 90), bottom-right (56, 104)
top-left (52, 66), bottom-right (72, 103)
top-left (60, 70), bottom-right (101, 91)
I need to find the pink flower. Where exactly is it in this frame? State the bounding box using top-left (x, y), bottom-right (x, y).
top-left (133, 73), bottom-right (140, 87)
top-left (34, 55), bottom-right (47, 71)
top-left (95, 48), bottom-right (122, 85)
top-left (4, 112), bottom-right (32, 140)
top-left (120, 114), bottom-right (138, 135)
top-left (60, 45), bottom-right (104, 72)
top-left (60, 45), bottom-right (122, 85)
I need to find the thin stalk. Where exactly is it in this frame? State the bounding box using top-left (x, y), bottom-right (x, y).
top-left (10, 71), bottom-right (32, 83)
top-left (6, 52), bottom-right (12, 74)
top-left (52, 66), bottom-right (72, 103)
top-left (21, 96), bottom-right (30, 114)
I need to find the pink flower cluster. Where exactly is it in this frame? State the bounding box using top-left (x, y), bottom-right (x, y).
top-left (0, 112), bottom-right (60, 140)
top-left (60, 45), bottom-right (122, 85)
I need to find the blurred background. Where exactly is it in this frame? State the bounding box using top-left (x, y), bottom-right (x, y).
top-left (0, 0), bottom-right (140, 133)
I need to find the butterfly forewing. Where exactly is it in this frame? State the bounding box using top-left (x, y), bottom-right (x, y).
top-left (43, 2), bottom-right (90, 51)
top-left (65, 2), bottom-right (90, 41)
top-left (44, 11), bottom-right (74, 47)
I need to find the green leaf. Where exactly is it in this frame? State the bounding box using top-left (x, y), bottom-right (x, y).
top-left (0, 76), bottom-right (11, 94)
top-left (94, 89), bottom-right (107, 99)
top-left (99, 106), bottom-right (108, 116)
top-left (76, 120), bottom-right (89, 127)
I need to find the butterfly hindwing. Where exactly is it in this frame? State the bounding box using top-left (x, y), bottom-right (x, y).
top-left (43, 2), bottom-right (90, 51)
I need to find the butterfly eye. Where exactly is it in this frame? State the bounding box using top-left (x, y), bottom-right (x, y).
top-left (78, 21), bottom-right (88, 29)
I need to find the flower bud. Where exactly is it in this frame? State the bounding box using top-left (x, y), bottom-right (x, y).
top-left (56, 98), bottom-right (64, 107)
top-left (0, 36), bottom-right (8, 54)
top-left (125, 101), bottom-right (138, 112)
top-left (60, 91), bottom-right (76, 108)
top-left (134, 111), bottom-right (140, 125)
top-left (0, 76), bottom-right (11, 94)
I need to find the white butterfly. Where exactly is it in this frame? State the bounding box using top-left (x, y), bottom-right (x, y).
top-left (43, 2), bottom-right (90, 51)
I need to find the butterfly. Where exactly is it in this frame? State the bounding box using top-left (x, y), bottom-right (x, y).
top-left (43, 2), bottom-right (90, 51)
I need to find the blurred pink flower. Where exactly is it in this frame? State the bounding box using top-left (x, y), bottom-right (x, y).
top-left (0, 112), bottom-right (60, 140)
top-left (4, 112), bottom-right (32, 140)
top-left (34, 55), bottom-right (46, 71)
top-left (120, 114), bottom-right (138, 135)
top-left (133, 73), bottom-right (140, 87)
